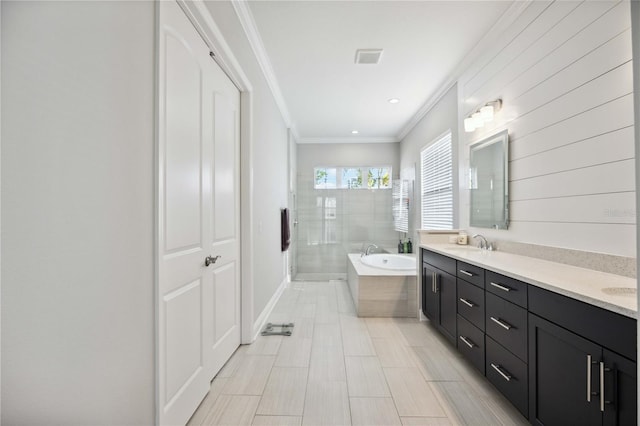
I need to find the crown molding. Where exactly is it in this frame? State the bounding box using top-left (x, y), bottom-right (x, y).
top-left (297, 137), bottom-right (399, 145)
top-left (232, 1), bottom-right (297, 137)
top-left (396, 0), bottom-right (533, 142)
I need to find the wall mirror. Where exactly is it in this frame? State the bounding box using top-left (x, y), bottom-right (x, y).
top-left (469, 129), bottom-right (509, 229)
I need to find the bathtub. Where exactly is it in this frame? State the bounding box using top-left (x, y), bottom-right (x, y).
top-left (360, 253), bottom-right (416, 271)
top-left (347, 253), bottom-right (418, 318)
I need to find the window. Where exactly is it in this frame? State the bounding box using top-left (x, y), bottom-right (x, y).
top-left (421, 131), bottom-right (453, 229)
top-left (367, 167), bottom-right (391, 189)
top-left (314, 168), bottom-right (336, 188)
top-left (341, 168), bottom-right (363, 189)
top-left (314, 166), bottom-right (391, 189)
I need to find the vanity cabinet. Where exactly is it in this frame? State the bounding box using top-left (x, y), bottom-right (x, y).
top-left (420, 248), bottom-right (637, 425)
top-left (529, 286), bottom-right (636, 426)
top-left (422, 250), bottom-right (457, 345)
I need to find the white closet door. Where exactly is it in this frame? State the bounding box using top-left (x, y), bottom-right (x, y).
top-left (202, 37), bottom-right (241, 380)
top-left (157, 1), bottom-right (240, 424)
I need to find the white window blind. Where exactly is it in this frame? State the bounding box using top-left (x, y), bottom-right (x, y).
top-left (392, 179), bottom-right (409, 233)
top-left (421, 132), bottom-right (453, 230)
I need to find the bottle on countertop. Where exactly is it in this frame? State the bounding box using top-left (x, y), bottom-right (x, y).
top-left (398, 239), bottom-right (404, 253)
top-left (403, 239), bottom-right (409, 254)
top-left (407, 238), bottom-right (413, 254)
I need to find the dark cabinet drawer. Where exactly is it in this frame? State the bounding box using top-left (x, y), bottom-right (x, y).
top-left (529, 285), bottom-right (636, 362)
top-left (486, 270), bottom-right (527, 308)
top-left (458, 315), bottom-right (485, 374)
top-left (486, 336), bottom-right (528, 417)
top-left (457, 279), bottom-right (485, 331)
top-left (422, 249), bottom-right (456, 276)
top-left (486, 292), bottom-right (527, 362)
top-left (457, 261), bottom-right (485, 288)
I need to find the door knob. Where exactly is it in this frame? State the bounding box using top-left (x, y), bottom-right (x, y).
top-left (205, 255), bottom-right (221, 267)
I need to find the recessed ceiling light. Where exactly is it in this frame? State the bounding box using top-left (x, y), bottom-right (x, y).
top-left (351, 130), bottom-right (359, 134)
top-left (388, 98), bottom-right (400, 104)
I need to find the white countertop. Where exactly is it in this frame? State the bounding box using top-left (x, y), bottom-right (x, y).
top-left (348, 253), bottom-right (417, 277)
top-left (420, 243), bottom-right (637, 318)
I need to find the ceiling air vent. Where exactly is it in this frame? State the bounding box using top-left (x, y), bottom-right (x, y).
top-left (355, 49), bottom-right (383, 65)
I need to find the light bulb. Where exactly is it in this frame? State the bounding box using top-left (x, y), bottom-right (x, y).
top-left (480, 104), bottom-right (494, 122)
top-left (464, 117), bottom-right (475, 132)
top-left (472, 112), bottom-right (484, 128)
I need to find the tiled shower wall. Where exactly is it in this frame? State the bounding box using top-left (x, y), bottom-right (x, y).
top-left (296, 143), bottom-right (401, 278)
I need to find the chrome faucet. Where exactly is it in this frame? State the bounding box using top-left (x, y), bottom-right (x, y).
top-left (363, 244), bottom-right (379, 256)
top-left (472, 234), bottom-right (493, 251)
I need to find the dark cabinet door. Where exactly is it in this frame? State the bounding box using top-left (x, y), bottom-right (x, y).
top-left (422, 263), bottom-right (456, 345)
top-left (438, 269), bottom-right (457, 344)
top-left (422, 264), bottom-right (439, 324)
top-left (529, 313), bottom-right (602, 426)
top-left (603, 349), bottom-right (637, 426)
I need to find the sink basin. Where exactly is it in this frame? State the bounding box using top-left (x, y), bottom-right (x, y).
top-left (601, 287), bottom-right (637, 296)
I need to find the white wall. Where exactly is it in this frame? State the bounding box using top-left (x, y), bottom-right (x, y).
top-left (458, 1), bottom-right (635, 257)
top-left (2, 2), bottom-right (155, 423)
top-left (399, 84), bottom-right (459, 236)
top-left (203, 1), bottom-right (290, 321)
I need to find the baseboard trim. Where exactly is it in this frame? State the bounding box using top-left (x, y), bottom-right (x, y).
top-left (251, 277), bottom-right (288, 342)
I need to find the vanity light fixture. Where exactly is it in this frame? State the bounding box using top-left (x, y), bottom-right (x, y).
top-left (464, 99), bottom-right (502, 133)
top-left (388, 98), bottom-right (400, 104)
top-left (351, 130), bottom-right (359, 134)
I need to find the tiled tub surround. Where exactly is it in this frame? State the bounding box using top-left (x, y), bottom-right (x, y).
top-left (347, 253), bottom-right (418, 318)
top-left (420, 243), bottom-right (636, 317)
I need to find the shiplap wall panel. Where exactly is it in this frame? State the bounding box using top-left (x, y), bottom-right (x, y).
top-left (459, 0), bottom-right (635, 257)
top-left (507, 61), bottom-right (632, 139)
top-left (511, 192), bottom-right (636, 224)
top-left (510, 94), bottom-right (634, 160)
top-left (462, 1), bottom-right (553, 101)
top-left (477, 1), bottom-right (630, 111)
top-left (467, 1), bottom-right (619, 108)
top-left (505, 222), bottom-right (636, 255)
top-left (510, 126), bottom-right (635, 181)
top-left (512, 31), bottom-right (632, 117)
top-left (510, 159), bottom-right (635, 201)
top-left (464, 1), bottom-right (579, 100)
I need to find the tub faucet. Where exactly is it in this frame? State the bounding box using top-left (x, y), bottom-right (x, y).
top-left (472, 234), bottom-right (493, 250)
top-left (363, 244), bottom-right (378, 256)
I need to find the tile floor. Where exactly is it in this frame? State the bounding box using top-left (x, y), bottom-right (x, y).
top-left (188, 281), bottom-right (528, 426)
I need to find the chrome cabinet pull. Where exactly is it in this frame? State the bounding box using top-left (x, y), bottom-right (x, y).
top-left (600, 362), bottom-right (605, 412)
top-left (599, 362), bottom-right (611, 412)
top-left (432, 272), bottom-right (438, 293)
top-left (205, 255), bottom-right (221, 266)
top-left (490, 363), bottom-right (512, 382)
top-left (459, 269), bottom-right (474, 277)
top-left (490, 316), bottom-right (512, 330)
top-left (459, 298), bottom-right (475, 308)
top-left (490, 282), bottom-right (511, 292)
top-left (587, 355), bottom-right (592, 402)
top-left (459, 335), bottom-right (475, 348)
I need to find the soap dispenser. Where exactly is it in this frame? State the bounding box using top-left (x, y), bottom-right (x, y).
top-left (407, 238), bottom-right (413, 254)
top-left (398, 239), bottom-right (404, 253)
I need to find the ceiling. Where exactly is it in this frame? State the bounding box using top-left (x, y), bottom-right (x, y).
top-left (245, 0), bottom-right (513, 143)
